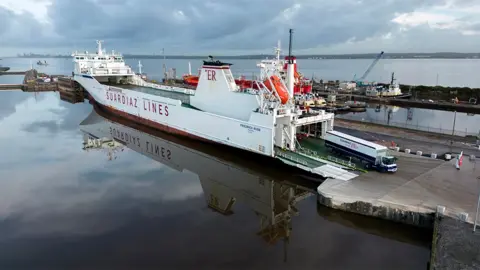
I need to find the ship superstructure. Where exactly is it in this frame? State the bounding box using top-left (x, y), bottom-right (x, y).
top-left (256, 40), bottom-right (312, 94)
top-left (72, 40), bottom-right (193, 95)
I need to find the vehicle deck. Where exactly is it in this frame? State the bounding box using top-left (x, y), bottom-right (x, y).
top-left (297, 137), bottom-right (366, 170)
top-left (108, 84), bottom-right (201, 110)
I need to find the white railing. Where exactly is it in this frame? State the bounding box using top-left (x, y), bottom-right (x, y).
top-left (91, 67), bottom-right (134, 75)
top-left (275, 150), bottom-right (308, 166)
top-left (132, 75), bottom-right (195, 95)
top-left (326, 155), bottom-right (356, 169)
top-left (296, 147), bottom-right (357, 169)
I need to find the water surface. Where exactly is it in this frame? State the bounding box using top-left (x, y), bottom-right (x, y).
top-left (0, 90), bottom-right (431, 269)
top-left (2, 57), bottom-right (480, 87)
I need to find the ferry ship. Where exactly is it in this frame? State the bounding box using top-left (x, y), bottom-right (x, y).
top-left (72, 31), bottom-right (359, 181)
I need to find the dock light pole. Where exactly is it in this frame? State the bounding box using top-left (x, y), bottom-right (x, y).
top-left (474, 176), bottom-right (480, 232)
top-left (451, 110), bottom-right (457, 136)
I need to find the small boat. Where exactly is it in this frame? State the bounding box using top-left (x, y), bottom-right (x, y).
top-left (37, 60), bottom-right (48, 66)
top-left (345, 100), bottom-right (366, 111)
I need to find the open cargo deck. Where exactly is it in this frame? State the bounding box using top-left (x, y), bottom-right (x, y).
top-left (106, 83), bottom-right (201, 110)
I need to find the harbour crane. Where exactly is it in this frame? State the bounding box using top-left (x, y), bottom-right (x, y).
top-left (353, 51), bottom-right (384, 86)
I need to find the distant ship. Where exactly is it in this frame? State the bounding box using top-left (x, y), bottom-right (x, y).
top-left (37, 60), bottom-right (48, 66)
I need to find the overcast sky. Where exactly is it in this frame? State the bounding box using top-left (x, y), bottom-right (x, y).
top-left (0, 0), bottom-right (479, 56)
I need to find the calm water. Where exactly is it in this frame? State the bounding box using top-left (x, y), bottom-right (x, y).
top-left (0, 88), bottom-right (432, 269)
top-left (338, 104), bottom-right (480, 137)
top-left (2, 57), bottom-right (480, 87)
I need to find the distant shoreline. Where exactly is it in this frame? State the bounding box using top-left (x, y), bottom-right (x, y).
top-left (10, 52), bottom-right (480, 60)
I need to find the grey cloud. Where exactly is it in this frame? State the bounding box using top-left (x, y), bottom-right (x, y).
top-left (0, 92), bottom-right (31, 121)
top-left (22, 120), bottom-right (60, 134)
top-left (21, 99), bottom-right (92, 134)
top-left (0, 0), bottom-right (477, 54)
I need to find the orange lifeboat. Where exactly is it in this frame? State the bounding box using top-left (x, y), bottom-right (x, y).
top-left (264, 75), bottom-right (289, 104)
top-left (183, 75), bottom-right (199, 86)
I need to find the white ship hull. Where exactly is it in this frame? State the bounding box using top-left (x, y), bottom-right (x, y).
top-left (75, 74), bottom-right (276, 157)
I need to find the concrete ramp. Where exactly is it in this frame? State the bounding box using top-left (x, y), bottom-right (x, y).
top-left (313, 164), bottom-right (358, 181)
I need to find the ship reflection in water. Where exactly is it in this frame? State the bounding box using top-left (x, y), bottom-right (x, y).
top-left (80, 108), bottom-right (314, 251)
top-left (74, 107), bottom-right (431, 268)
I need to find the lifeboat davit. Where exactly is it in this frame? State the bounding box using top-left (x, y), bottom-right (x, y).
top-left (264, 75), bottom-right (289, 104)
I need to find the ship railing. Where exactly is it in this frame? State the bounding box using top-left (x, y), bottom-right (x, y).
top-left (136, 77), bottom-right (195, 95)
top-left (91, 68), bottom-right (134, 75)
top-left (296, 147), bottom-right (357, 169)
top-left (326, 155), bottom-right (356, 169)
top-left (275, 150), bottom-right (308, 166)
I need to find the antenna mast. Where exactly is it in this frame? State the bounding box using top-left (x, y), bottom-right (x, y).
top-left (96, 40), bottom-right (104, 56)
top-left (288, 29), bottom-right (293, 63)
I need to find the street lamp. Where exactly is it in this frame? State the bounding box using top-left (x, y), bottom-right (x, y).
top-left (474, 176), bottom-right (480, 232)
top-left (451, 110), bottom-right (457, 137)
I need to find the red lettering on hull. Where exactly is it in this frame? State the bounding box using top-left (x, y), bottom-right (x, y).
top-left (106, 90), bottom-right (138, 108)
top-left (142, 99), bottom-right (169, 117)
top-left (92, 101), bottom-right (209, 144)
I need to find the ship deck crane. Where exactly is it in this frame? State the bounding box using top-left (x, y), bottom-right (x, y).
top-left (353, 51), bottom-right (384, 86)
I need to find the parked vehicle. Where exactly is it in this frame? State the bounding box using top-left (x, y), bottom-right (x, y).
top-left (325, 130), bottom-right (397, 172)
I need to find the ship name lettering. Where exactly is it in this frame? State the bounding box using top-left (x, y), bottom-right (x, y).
top-left (240, 123), bottom-right (260, 132)
top-left (146, 141), bottom-right (171, 160)
top-left (207, 70), bottom-right (216, 81)
top-left (110, 127), bottom-right (141, 147)
top-left (143, 99), bottom-right (169, 116)
top-left (106, 90), bottom-right (138, 108)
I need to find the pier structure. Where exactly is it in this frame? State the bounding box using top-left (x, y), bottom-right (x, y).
top-left (0, 69), bottom-right (86, 104)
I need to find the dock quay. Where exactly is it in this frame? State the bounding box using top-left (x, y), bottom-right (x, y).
top-left (430, 215), bottom-right (480, 269)
top-left (0, 84), bottom-right (25, 90)
top-left (316, 119), bottom-right (480, 268)
top-left (57, 77), bottom-right (86, 104)
top-left (317, 151), bottom-right (480, 268)
top-left (0, 71), bottom-right (27, 75)
top-left (315, 91), bottom-right (480, 113)
top-left (0, 69), bottom-right (85, 103)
